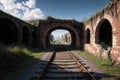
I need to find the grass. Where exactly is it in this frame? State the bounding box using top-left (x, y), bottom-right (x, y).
top-left (77, 50), bottom-right (120, 79)
top-left (50, 41), bottom-right (71, 45)
top-left (0, 44), bottom-right (44, 80)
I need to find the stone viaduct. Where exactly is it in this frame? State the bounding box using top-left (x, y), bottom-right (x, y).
top-left (0, 10), bottom-right (37, 47)
top-left (0, 10), bottom-right (84, 49)
top-left (84, 0), bottom-right (120, 64)
top-left (37, 17), bottom-right (84, 49)
top-left (0, 0), bottom-right (120, 64)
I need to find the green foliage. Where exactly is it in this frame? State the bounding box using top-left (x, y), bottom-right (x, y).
top-left (100, 42), bottom-right (111, 50)
top-left (50, 34), bottom-right (54, 42)
top-left (42, 16), bottom-right (58, 21)
top-left (50, 41), bottom-right (57, 44)
top-left (46, 16), bottom-right (56, 20)
top-left (0, 44), bottom-right (44, 80)
top-left (77, 50), bottom-right (120, 78)
top-left (27, 19), bottom-right (39, 26)
top-left (86, 1), bottom-right (114, 23)
top-left (0, 44), bottom-right (30, 70)
top-left (99, 42), bottom-right (112, 62)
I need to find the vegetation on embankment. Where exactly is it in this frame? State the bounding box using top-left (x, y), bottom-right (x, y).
top-left (77, 50), bottom-right (120, 79)
top-left (0, 44), bottom-right (44, 80)
top-left (50, 41), bottom-right (71, 45)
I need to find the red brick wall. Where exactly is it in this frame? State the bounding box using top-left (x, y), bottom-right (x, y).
top-left (84, 0), bottom-right (120, 64)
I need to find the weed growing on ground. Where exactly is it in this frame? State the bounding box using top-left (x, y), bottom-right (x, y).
top-left (77, 50), bottom-right (120, 78)
top-left (0, 44), bottom-right (44, 80)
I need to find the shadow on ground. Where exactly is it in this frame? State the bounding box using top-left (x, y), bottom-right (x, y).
top-left (36, 49), bottom-right (119, 80)
top-left (0, 44), bottom-right (119, 80)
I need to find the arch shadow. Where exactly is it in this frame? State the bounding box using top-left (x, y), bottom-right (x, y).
top-left (0, 17), bottom-right (19, 44)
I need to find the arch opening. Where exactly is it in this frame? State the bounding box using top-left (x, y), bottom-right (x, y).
top-left (46, 27), bottom-right (76, 48)
top-left (50, 29), bottom-right (72, 45)
top-left (85, 28), bottom-right (90, 44)
top-left (95, 19), bottom-right (112, 49)
top-left (0, 18), bottom-right (19, 44)
top-left (22, 26), bottom-right (30, 46)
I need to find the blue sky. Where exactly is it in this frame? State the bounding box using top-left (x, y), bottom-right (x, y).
top-left (0, 0), bottom-right (110, 38)
top-left (36, 0), bottom-right (110, 21)
top-left (37, 0), bottom-right (110, 38)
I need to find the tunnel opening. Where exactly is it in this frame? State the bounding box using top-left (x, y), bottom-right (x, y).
top-left (22, 26), bottom-right (30, 46)
top-left (0, 18), bottom-right (19, 45)
top-left (32, 31), bottom-right (38, 47)
top-left (46, 27), bottom-right (76, 48)
top-left (95, 19), bottom-right (112, 49)
top-left (50, 29), bottom-right (72, 45)
top-left (85, 28), bottom-right (90, 44)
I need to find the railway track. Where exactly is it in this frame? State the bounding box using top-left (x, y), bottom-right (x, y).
top-left (31, 47), bottom-right (96, 80)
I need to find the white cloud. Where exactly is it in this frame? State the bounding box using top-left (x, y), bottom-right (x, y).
top-left (23, 0), bottom-right (35, 8)
top-left (23, 8), bottom-right (44, 20)
top-left (0, 0), bottom-right (44, 20)
top-left (66, 18), bottom-right (72, 20)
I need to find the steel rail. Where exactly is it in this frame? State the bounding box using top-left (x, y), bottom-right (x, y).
top-left (68, 51), bottom-right (96, 80)
top-left (37, 50), bottom-right (96, 80)
top-left (37, 51), bottom-right (56, 80)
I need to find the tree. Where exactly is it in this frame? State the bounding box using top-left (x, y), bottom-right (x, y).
top-left (50, 34), bottom-right (54, 42)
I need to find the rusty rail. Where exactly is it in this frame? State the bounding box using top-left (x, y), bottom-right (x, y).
top-left (68, 51), bottom-right (96, 80)
top-left (36, 49), bottom-right (96, 80)
top-left (37, 51), bottom-right (56, 80)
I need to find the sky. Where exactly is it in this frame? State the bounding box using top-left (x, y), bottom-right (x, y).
top-left (36, 0), bottom-right (110, 21)
top-left (51, 29), bottom-right (69, 40)
top-left (0, 0), bottom-right (110, 38)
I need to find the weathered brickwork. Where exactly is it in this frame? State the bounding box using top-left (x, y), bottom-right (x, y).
top-left (0, 0), bottom-right (120, 64)
top-left (84, 0), bottom-right (120, 64)
top-left (38, 18), bottom-right (84, 49)
top-left (0, 11), bottom-right (84, 49)
top-left (0, 10), bottom-right (37, 47)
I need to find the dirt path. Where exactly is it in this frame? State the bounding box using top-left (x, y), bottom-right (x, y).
top-left (72, 51), bottom-right (115, 80)
top-left (16, 50), bottom-right (113, 80)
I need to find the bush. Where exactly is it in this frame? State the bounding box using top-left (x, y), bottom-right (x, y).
top-left (100, 42), bottom-right (111, 50)
top-left (0, 44), bottom-right (31, 71)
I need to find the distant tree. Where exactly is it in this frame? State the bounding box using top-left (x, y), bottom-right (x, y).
top-left (50, 34), bottom-right (54, 42)
top-left (46, 16), bottom-right (56, 21)
top-left (65, 34), bottom-right (68, 42)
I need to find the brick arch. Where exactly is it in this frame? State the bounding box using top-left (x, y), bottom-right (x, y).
top-left (40, 23), bottom-right (83, 49)
top-left (95, 18), bottom-right (112, 47)
top-left (0, 17), bottom-right (20, 44)
top-left (46, 27), bottom-right (76, 46)
top-left (85, 28), bottom-right (90, 44)
top-left (22, 26), bottom-right (31, 46)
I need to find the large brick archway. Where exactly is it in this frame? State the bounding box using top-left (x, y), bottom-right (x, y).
top-left (95, 19), bottom-right (112, 47)
top-left (84, 0), bottom-right (120, 64)
top-left (46, 26), bottom-right (77, 47)
top-left (0, 0), bottom-right (120, 64)
top-left (0, 10), bottom-right (35, 46)
top-left (38, 19), bottom-right (84, 49)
